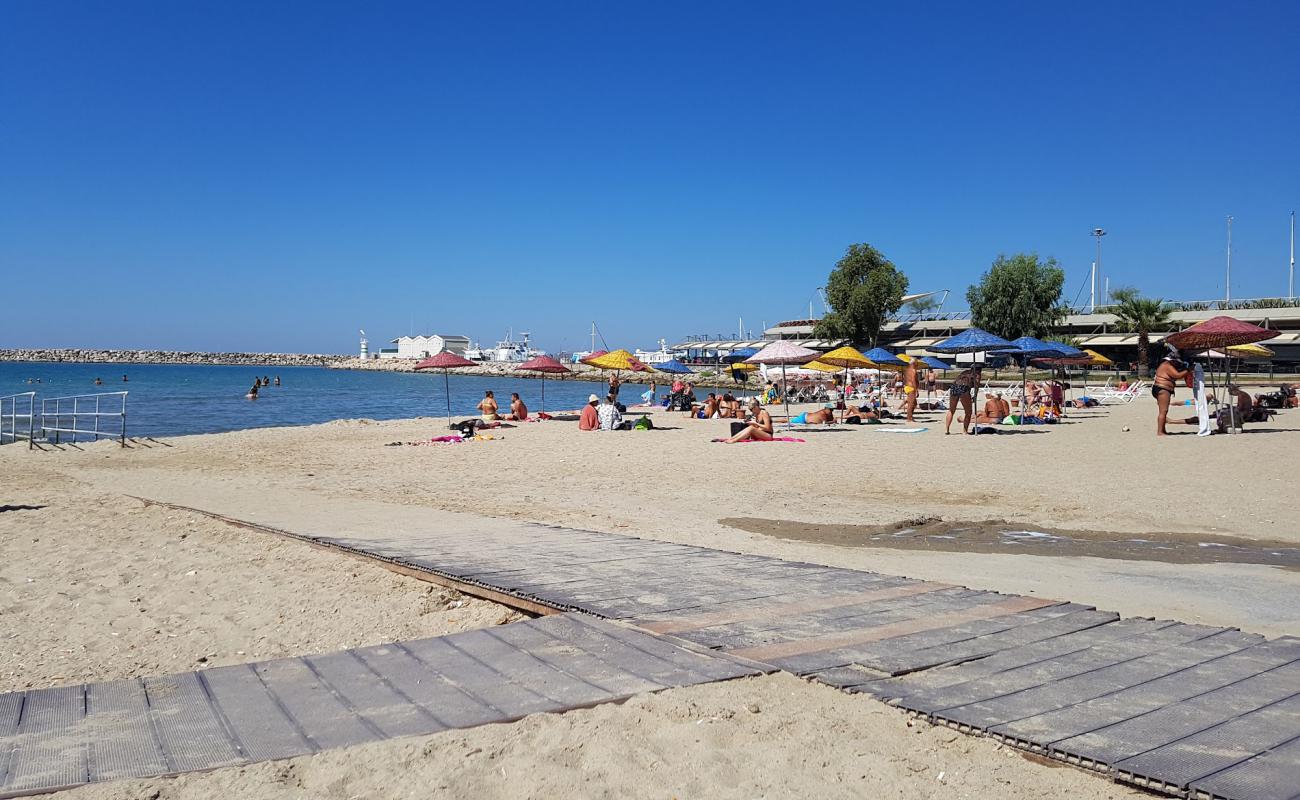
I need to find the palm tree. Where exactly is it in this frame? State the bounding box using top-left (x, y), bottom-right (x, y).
top-left (1110, 287), bottom-right (1174, 375)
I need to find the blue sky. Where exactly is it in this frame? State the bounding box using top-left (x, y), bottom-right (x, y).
top-left (2, 2), bottom-right (1297, 354)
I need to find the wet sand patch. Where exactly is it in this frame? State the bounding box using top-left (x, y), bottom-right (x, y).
top-left (720, 516), bottom-right (1300, 570)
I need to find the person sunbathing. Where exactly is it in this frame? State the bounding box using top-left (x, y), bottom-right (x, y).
top-left (790, 404), bottom-right (836, 425)
top-left (505, 392), bottom-right (528, 421)
top-left (689, 393), bottom-right (719, 419)
top-left (720, 399), bottom-right (774, 442)
top-left (974, 393), bottom-right (1007, 424)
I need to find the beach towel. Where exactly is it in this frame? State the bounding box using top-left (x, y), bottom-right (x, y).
top-left (873, 427), bottom-right (927, 433)
top-left (1193, 363), bottom-right (1211, 437)
top-left (712, 436), bottom-right (806, 443)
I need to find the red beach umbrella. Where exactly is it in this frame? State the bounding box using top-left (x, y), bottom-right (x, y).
top-left (1164, 315), bottom-right (1280, 351)
top-left (1165, 317), bottom-right (1280, 425)
top-left (516, 355), bottom-right (570, 413)
top-left (414, 351), bottom-right (478, 427)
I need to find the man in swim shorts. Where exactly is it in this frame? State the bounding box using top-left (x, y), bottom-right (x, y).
top-left (506, 392), bottom-right (528, 420)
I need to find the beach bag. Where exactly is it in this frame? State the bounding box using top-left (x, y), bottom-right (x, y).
top-left (634, 416), bottom-right (653, 431)
top-left (730, 421), bottom-right (748, 436)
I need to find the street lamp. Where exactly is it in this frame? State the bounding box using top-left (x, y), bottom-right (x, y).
top-left (1091, 228), bottom-right (1107, 312)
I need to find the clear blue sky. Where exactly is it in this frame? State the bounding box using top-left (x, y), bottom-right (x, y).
top-left (3, 2), bottom-right (1297, 354)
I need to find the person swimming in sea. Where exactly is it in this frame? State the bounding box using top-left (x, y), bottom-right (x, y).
top-left (246, 381), bottom-right (259, 399)
top-left (94, 377), bottom-right (103, 385)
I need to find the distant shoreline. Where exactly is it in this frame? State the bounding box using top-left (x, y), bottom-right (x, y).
top-left (0, 350), bottom-right (747, 388)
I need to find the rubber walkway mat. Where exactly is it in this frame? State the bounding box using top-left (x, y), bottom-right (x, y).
top-left (0, 614), bottom-right (761, 798)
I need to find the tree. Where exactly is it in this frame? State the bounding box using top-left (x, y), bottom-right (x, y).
top-left (813, 244), bottom-right (909, 346)
top-left (966, 253), bottom-right (1066, 340)
top-left (1110, 287), bottom-right (1175, 375)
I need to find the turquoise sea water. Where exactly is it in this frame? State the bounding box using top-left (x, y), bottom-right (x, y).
top-left (0, 363), bottom-right (658, 438)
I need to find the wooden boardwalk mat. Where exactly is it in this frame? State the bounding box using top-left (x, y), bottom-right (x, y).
top-left (105, 501), bottom-right (1300, 800)
top-left (0, 615), bottom-right (761, 799)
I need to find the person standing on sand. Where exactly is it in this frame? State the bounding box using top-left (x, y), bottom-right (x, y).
top-left (944, 365), bottom-right (982, 435)
top-left (718, 398), bottom-right (773, 442)
top-left (578, 394), bottom-right (600, 431)
top-left (1152, 350), bottom-right (1191, 436)
top-left (924, 368), bottom-right (937, 403)
top-left (902, 359), bottom-right (919, 422)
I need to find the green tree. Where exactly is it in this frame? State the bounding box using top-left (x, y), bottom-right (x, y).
top-left (1110, 287), bottom-right (1175, 375)
top-left (813, 244), bottom-right (909, 346)
top-left (966, 253), bottom-right (1066, 339)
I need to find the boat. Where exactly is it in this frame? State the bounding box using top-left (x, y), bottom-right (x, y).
top-left (467, 330), bottom-right (546, 363)
top-left (634, 338), bottom-right (676, 365)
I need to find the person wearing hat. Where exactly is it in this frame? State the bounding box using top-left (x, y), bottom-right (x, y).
top-left (578, 394), bottom-right (600, 431)
top-left (1152, 347), bottom-right (1192, 436)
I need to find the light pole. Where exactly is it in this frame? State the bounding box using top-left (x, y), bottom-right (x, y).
top-left (1226, 215), bottom-right (1233, 306)
top-left (1091, 228), bottom-right (1106, 312)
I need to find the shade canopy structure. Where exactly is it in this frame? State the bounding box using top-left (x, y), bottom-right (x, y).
top-left (930, 328), bottom-right (1015, 354)
top-left (744, 341), bottom-right (819, 423)
top-left (1164, 316), bottom-right (1281, 351)
top-left (516, 355), bottom-right (570, 414)
top-left (583, 349), bottom-right (652, 372)
top-left (414, 351), bottom-right (479, 426)
top-left (862, 347), bottom-right (907, 367)
top-left (652, 359), bottom-right (693, 374)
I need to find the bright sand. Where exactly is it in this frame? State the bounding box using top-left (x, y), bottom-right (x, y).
top-left (3, 395), bottom-right (1295, 798)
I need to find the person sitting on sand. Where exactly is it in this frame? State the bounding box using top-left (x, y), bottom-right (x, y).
top-left (718, 398), bottom-right (774, 442)
top-left (790, 404), bottom-right (836, 425)
top-left (477, 390), bottom-right (500, 422)
top-left (720, 393), bottom-right (741, 418)
top-left (505, 392), bottom-right (528, 421)
top-left (975, 392), bottom-right (1009, 424)
top-left (690, 392), bottom-right (719, 419)
top-left (597, 393), bottom-right (623, 431)
top-left (579, 394), bottom-right (600, 431)
top-left (1152, 349), bottom-right (1192, 436)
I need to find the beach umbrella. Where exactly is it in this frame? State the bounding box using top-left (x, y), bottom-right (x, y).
top-left (517, 355), bottom-right (569, 414)
top-left (930, 328), bottom-right (1015, 354)
top-left (862, 347), bottom-right (906, 367)
top-left (992, 337), bottom-right (1064, 417)
top-left (721, 347), bottom-right (759, 363)
top-left (745, 340), bottom-right (819, 421)
top-left (582, 348), bottom-right (651, 400)
top-left (1083, 349), bottom-right (1114, 367)
top-left (815, 346), bottom-right (872, 419)
top-left (1226, 342), bottom-right (1275, 358)
top-left (920, 356), bottom-right (951, 370)
top-left (653, 359), bottom-right (693, 374)
top-left (414, 351), bottom-right (478, 427)
top-left (1165, 317), bottom-right (1280, 420)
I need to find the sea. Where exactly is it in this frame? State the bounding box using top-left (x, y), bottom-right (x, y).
top-left (0, 363), bottom-right (660, 439)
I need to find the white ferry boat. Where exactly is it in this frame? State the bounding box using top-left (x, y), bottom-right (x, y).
top-left (466, 330), bottom-right (546, 363)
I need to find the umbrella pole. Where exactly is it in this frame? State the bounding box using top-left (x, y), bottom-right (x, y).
top-left (444, 370), bottom-right (452, 428)
top-left (540, 374), bottom-right (545, 414)
top-left (782, 364), bottom-right (790, 427)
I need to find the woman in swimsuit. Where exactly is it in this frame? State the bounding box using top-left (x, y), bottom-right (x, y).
top-left (943, 366), bottom-right (982, 435)
top-left (1152, 355), bottom-right (1191, 436)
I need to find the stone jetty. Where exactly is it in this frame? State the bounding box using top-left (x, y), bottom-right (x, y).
top-left (0, 348), bottom-right (348, 367)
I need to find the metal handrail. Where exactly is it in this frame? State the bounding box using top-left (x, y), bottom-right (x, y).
top-left (40, 391), bottom-right (128, 446)
top-left (1, 392), bottom-right (36, 447)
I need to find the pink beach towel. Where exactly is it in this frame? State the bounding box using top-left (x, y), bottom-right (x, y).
top-left (713, 436), bottom-right (806, 444)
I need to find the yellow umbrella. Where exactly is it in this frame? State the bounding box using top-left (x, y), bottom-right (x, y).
top-left (816, 345), bottom-right (873, 369)
top-left (804, 360), bottom-right (843, 373)
top-left (1226, 342), bottom-right (1274, 358)
top-left (583, 349), bottom-right (649, 371)
top-left (1082, 349), bottom-right (1114, 367)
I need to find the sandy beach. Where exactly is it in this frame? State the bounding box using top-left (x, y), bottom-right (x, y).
top-left (2, 394), bottom-right (1295, 798)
